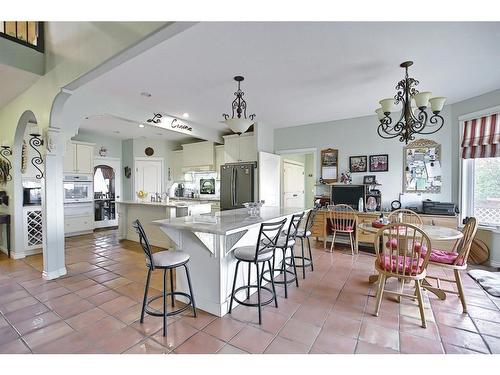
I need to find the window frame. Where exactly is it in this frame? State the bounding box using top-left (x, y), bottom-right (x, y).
top-left (459, 105), bottom-right (500, 229)
top-left (0, 21), bottom-right (44, 52)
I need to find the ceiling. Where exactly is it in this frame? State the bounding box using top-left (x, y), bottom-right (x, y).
top-left (78, 22), bottom-right (500, 130)
top-left (0, 64), bottom-right (40, 109)
top-left (81, 114), bottom-right (201, 143)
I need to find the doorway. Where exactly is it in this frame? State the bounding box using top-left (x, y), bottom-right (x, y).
top-left (283, 160), bottom-right (305, 208)
top-left (94, 157), bottom-right (121, 228)
top-left (134, 157), bottom-right (164, 198)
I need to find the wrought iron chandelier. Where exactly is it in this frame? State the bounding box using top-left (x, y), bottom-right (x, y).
top-left (223, 76), bottom-right (256, 134)
top-left (376, 61), bottom-right (446, 144)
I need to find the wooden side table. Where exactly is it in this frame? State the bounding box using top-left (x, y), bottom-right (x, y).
top-left (0, 214), bottom-right (11, 258)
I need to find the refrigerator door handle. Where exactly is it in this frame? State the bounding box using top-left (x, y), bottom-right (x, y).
top-left (231, 167), bottom-right (236, 206)
top-left (234, 167), bottom-right (238, 205)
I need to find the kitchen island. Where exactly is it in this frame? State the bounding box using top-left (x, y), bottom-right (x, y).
top-left (152, 206), bottom-right (308, 316)
top-left (116, 200), bottom-right (212, 249)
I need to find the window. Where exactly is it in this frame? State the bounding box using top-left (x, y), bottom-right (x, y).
top-left (462, 157), bottom-right (500, 227)
top-left (0, 21), bottom-right (43, 51)
top-left (460, 111), bottom-right (500, 227)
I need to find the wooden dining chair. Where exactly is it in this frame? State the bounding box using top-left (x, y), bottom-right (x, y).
top-left (373, 223), bottom-right (432, 328)
top-left (422, 217), bottom-right (478, 313)
top-left (327, 204), bottom-right (357, 255)
top-left (387, 208), bottom-right (423, 225)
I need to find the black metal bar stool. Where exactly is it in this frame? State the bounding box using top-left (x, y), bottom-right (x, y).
top-left (262, 212), bottom-right (304, 298)
top-left (285, 206), bottom-right (319, 279)
top-left (228, 218), bottom-right (287, 324)
top-left (132, 219), bottom-right (196, 336)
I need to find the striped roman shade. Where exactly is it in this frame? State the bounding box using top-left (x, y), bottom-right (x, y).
top-left (461, 113), bottom-right (500, 159)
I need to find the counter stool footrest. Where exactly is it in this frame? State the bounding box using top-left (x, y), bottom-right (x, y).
top-left (284, 255), bottom-right (312, 269)
top-left (144, 292), bottom-right (194, 317)
top-left (232, 285), bottom-right (276, 307)
top-left (261, 268), bottom-right (297, 285)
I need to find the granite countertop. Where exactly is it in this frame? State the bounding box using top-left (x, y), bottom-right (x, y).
top-left (169, 197), bottom-right (220, 202)
top-left (152, 206), bottom-right (310, 235)
top-left (116, 200), bottom-right (212, 208)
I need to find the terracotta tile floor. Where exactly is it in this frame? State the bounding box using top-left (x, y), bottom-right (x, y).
top-left (1, 229), bottom-right (500, 354)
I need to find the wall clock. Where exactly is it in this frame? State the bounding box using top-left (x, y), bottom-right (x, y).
top-left (145, 147), bottom-right (154, 156)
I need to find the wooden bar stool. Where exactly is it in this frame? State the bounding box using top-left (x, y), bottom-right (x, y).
top-left (132, 219), bottom-right (196, 336)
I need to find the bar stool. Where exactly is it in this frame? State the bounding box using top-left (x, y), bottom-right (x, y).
top-left (285, 206), bottom-right (319, 279)
top-left (132, 219), bottom-right (196, 336)
top-left (262, 212), bottom-right (304, 298)
top-left (228, 218), bottom-right (287, 324)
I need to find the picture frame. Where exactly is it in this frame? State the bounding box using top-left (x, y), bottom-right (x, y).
top-left (369, 154), bottom-right (389, 172)
top-left (349, 155), bottom-right (367, 173)
top-left (320, 148), bottom-right (339, 183)
top-left (363, 175), bottom-right (376, 184)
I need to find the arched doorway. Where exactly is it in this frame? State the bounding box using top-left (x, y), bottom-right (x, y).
top-left (93, 158), bottom-right (121, 228)
top-left (11, 110), bottom-right (45, 259)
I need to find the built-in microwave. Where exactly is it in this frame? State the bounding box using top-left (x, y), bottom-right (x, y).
top-left (23, 187), bottom-right (42, 206)
top-left (63, 175), bottom-right (93, 203)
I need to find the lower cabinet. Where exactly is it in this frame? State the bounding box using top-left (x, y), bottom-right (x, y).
top-left (64, 203), bottom-right (94, 236)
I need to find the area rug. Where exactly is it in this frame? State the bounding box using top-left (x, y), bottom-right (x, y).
top-left (468, 269), bottom-right (500, 297)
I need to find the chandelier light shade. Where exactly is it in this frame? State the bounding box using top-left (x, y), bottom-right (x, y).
top-left (223, 76), bottom-right (256, 134)
top-left (376, 61), bottom-right (446, 144)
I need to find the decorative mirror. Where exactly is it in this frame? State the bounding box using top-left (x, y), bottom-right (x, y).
top-left (320, 148), bottom-right (338, 183)
top-left (403, 139), bottom-right (441, 193)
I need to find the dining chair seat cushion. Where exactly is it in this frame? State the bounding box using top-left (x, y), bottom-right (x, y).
top-left (385, 238), bottom-right (399, 249)
top-left (421, 248), bottom-right (463, 266)
top-left (150, 250), bottom-right (190, 268)
top-left (234, 246), bottom-right (273, 262)
top-left (377, 255), bottom-right (424, 275)
top-left (330, 224), bottom-right (354, 232)
top-left (296, 229), bottom-right (312, 237)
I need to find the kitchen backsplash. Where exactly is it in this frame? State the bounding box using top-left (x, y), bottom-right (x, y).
top-left (169, 172), bottom-right (220, 198)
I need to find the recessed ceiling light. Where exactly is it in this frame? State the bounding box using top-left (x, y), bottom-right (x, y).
top-left (156, 133), bottom-right (162, 136)
top-left (139, 124), bottom-right (145, 128)
top-left (113, 131), bottom-right (120, 134)
top-left (140, 92), bottom-right (152, 98)
top-left (182, 113), bottom-right (189, 118)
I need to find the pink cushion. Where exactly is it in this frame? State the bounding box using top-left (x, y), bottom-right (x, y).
top-left (421, 248), bottom-right (463, 266)
top-left (385, 238), bottom-right (398, 249)
top-left (378, 255), bottom-right (424, 275)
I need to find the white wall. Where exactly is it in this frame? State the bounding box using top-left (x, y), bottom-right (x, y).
top-left (274, 106), bottom-right (453, 209)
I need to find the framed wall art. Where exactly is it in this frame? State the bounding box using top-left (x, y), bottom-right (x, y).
top-left (349, 155), bottom-right (367, 173)
top-left (403, 139), bottom-right (442, 193)
top-left (369, 154), bottom-right (389, 172)
top-left (320, 148), bottom-right (338, 183)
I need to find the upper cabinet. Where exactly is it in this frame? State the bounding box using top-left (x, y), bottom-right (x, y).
top-left (63, 141), bottom-right (94, 174)
top-left (223, 133), bottom-right (257, 163)
top-left (182, 141), bottom-right (215, 169)
top-left (215, 145), bottom-right (225, 178)
top-left (170, 150), bottom-right (184, 182)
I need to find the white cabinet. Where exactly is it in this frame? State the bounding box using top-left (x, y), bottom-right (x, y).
top-left (182, 141), bottom-right (215, 168)
top-left (215, 145), bottom-right (225, 178)
top-left (223, 133), bottom-right (257, 163)
top-left (64, 203), bottom-right (94, 237)
top-left (64, 141), bottom-right (94, 174)
top-left (170, 150), bottom-right (184, 181)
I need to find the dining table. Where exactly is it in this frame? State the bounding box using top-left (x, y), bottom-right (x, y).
top-left (357, 222), bottom-right (464, 300)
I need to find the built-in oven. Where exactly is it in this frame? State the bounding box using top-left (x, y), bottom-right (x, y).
top-left (63, 175), bottom-right (93, 203)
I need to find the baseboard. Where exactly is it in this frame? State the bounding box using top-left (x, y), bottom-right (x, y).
top-left (64, 230), bottom-right (93, 238)
top-left (42, 267), bottom-right (67, 280)
top-left (8, 247), bottom-right (43, 259)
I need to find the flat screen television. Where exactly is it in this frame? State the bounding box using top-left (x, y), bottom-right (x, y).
top-left (331, 184), bottom-right (365, 210)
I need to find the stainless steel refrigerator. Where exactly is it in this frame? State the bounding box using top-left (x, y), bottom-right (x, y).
top-left (220, 162), bottom-right (256, 210)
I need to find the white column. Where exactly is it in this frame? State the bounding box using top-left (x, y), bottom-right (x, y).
top-left (42, 126), bottom-right (67, 280)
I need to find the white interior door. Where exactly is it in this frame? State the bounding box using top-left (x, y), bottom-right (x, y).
top-left (283, 161), bottom-right (305, 208)
top-left (258, 151), bottom-right (281, 207)
top-left (135, 158), bottom-right (163, 198)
